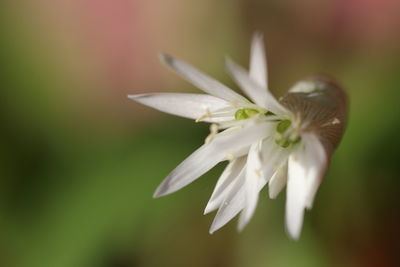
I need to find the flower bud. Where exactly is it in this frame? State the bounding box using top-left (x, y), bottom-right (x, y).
top-left (280, 74), bottom-right (348, 157)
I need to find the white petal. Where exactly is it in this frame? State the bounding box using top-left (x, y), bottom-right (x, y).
top-left (238, 142), bottom-right (263, 231)
top-left (160, 54), bottom-right (249, 104)
top-left (285, 134), bottom-right (328, 240)
top-left (225, 57), bottom-right (267, 108)
top-left (204, 157), bottom-right (246, 214)
top-left (260, 138), bottom-right (288, 181)
top-left (214, 121), bottom-right (273, 152)
top-left (285, 148), bottom-right (307, 240)
top-left (268, 161), bottom-right (288, 199)
top-left (128, 93), bottom-right (233, 122)
top-left (302, 133), bottom-right (328, 209)
top-left (153, 143), bottom-right (224, 198)
top-left (225, 58), bottom-right (288, 115)
top-left (236, 138), bottom-right (288, 229)
top-left (209, 168), bottom-right (246, 234)
top-left (249, 32), bottom-right (267, 89)
top-left (153, 122), bottom-right (273, 197)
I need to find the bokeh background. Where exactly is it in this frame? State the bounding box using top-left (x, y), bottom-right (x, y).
top-left (1, 0), bottom-right (400, 266)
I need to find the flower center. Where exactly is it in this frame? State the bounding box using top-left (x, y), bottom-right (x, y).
top-left (274, 119), bottom-right (301, 148)
top-left (232, 108), bottom-right (301, 148)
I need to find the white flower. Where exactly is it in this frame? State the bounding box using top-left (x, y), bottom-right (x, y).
top-left (128, 33), bottom-right (347, 239)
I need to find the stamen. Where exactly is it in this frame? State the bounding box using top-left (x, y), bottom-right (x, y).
top-left (196, 108), bottom-right (211, 122)
top-left (225, 152), bottom-right (234, 161)
top-left (196, 106), bottom-right (236, 122)
top-left (205, 124), bottom-right (218, 144)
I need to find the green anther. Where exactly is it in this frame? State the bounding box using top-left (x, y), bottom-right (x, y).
top-left (235, 109), bottom-right (246, 120)
top-left (274, 120), bottom-right (300, 148)
top-left (279, 139), bottom-right (291, 148)
top-left (265, 111), bottom-right (275, 116)
top-left (277, 120), bottom-right (291, 133)
top-left (234, 108), bottom-right (260, 120)
top-left (275, 136), bottom-right (298, 148)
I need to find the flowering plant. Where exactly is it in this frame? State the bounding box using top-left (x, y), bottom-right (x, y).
top-left (129, 33), bottom-right (347, 239)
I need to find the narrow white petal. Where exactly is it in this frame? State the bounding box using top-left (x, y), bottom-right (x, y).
top-left (238, 142), bottom-right (263, 231)
top-left (249, 32), bottom-right (267, 89)
top-left (204, 157), bottom-right (246, 214)
top-left (285, 134), bottom-right (328, 239)
top-left (154, 122), bottom-right (273, 197)
top-left (261, 138), bottom-right (288, 181)
top-left (268, 161), bottom-right (288, 199)
top-left (214, 121), bottom-right (273, 152)
top-left (128, 93), bottom-right (233, 122)
top-left (209, 135), bottom-right (283, 233)
top-left (225, 58), bottom-right (288, 115)
top-left (302, 133), bottom-right (328, 209)
top-left (285, 149), bottom-right (307, 240)
top-left (225, 57), bottom-right (268, 108)
top-left (160, 54), bottom-right (249, 104)
top-left (209, 169), bottom-right (246, 234)
top-left (236, 138), bottom-right (289, 229)
top-left (153, 143), bottom-right (225, 198)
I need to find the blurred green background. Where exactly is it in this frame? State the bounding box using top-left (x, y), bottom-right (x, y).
top-left (1, 0), bottom-right (399, 266)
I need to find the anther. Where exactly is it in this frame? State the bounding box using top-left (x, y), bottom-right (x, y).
top-left (196, 108), bottom-right (212, 122)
